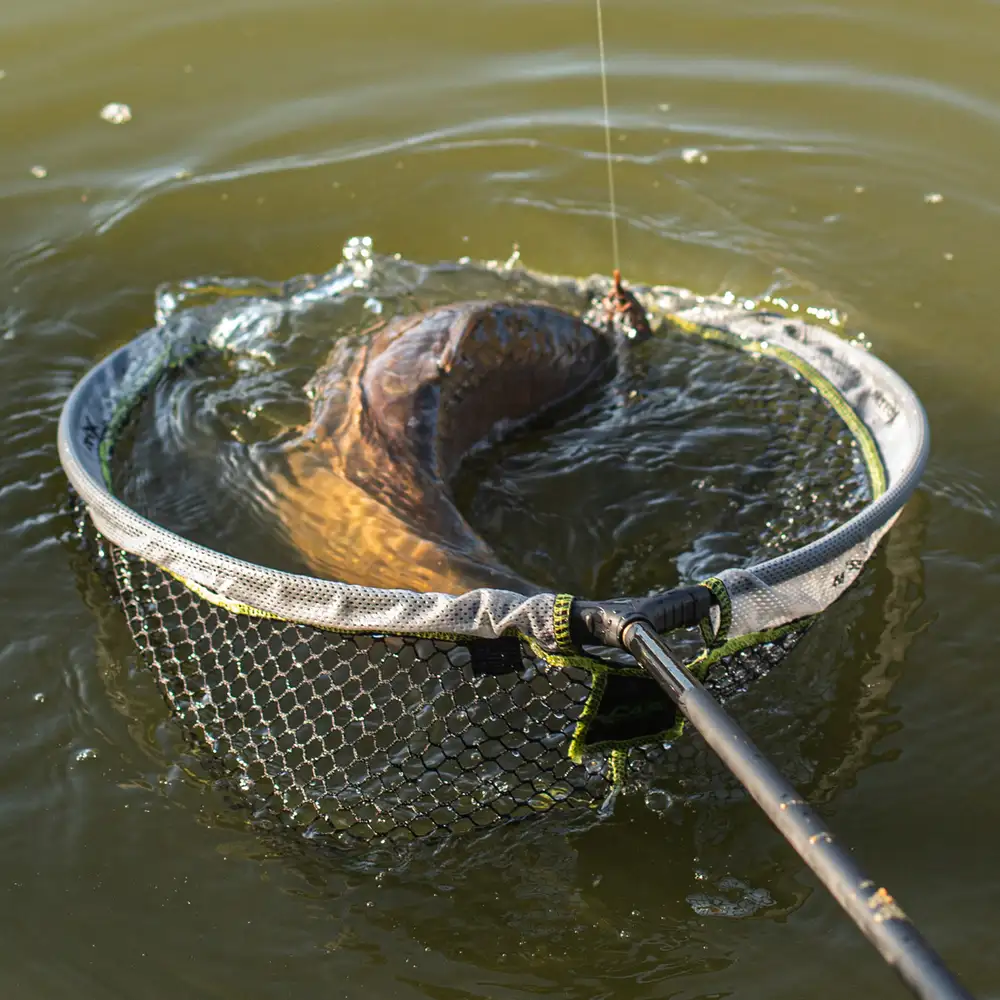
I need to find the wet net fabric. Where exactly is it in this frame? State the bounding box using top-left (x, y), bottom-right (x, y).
top-left (59, 256), bottom-right (930, 846)
top-left (113, 544), bottom-right (622, 845)
top-left (99, 528), bottom-right (805, 848)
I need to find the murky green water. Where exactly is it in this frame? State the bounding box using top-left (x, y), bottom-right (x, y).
top-left (3, 0), bottom-right (1000, 996)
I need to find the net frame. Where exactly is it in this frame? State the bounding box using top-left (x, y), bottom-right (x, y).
top-left (58, 275), bottom-right (927, 650)
top-left (57, 268), bottom-right (929, 844)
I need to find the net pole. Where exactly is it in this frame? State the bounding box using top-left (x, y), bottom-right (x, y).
top-left (623, 620), bottom-right (974, 1000)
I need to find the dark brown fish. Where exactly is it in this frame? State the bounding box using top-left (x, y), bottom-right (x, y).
top-left (275, 284), bottom-right (649, 595)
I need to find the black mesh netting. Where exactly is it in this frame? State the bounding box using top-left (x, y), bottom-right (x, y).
top-left (98, 529), bottom-right (801, 849)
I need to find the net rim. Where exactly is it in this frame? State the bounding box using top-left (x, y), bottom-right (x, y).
top-left (57, 268), bottom-right (929, 649)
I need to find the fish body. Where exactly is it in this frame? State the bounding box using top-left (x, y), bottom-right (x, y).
top-left (276, 294), bottom-right (643, 595)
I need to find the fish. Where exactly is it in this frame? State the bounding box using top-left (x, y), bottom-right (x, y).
top-left (274, 273), bottom-right (651, 596)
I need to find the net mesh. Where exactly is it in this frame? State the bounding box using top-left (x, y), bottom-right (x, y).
top-left (60, 248), bottom-right (929, 849)
top-left (121, 559), bottom-right (607, 845)
top-left (73, 510), bottom-right (804, 849)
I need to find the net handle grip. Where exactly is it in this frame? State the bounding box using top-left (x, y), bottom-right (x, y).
top-left (568, 585), bottom-right (713, 649)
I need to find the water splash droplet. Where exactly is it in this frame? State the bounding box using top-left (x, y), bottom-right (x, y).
top-left (100, 102), bottom-right (132, 124)
top-left (644, 788), bottom-right (676, 814)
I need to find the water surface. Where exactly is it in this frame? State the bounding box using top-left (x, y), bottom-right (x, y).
top-left (2, 0), bottom-right (1000, 997)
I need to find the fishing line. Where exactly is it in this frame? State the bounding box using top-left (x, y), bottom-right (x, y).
top-left (594, 0), bottom-right (620, 273)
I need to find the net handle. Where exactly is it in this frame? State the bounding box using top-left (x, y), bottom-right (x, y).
top-left (623, 620), bottom-right (973, 1000)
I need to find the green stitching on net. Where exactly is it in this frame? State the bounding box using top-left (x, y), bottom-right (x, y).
top-left (698, 576), bottom-right (732, 648)
top-left (568, 660), bottom-right (608, 763)
top-left (553, 593), bottom-right (574, 651)
top-left (609, 748), bottom-right (627, 789)
top-left (170, 571), bottom-right (284, 620)
top-left (768, 344), bottom-right (886, 498)
top-left (665, 313), bottom-right (888, 498)
top-left (162, 566), bottom-right (492, 642)
top-left (539, 654), bottom-right (685, 764)
top-left (98, 346), bottom-right (172, 488)
top-left (493, 633), bottom-right (686, 764)
top-left (687, 617), bottom-right (815, 682)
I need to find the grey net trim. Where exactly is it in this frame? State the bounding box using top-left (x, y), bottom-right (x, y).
top-left (57, 312), bottom-right (559, 649)
top-left (57, 276), bottom-right (928, 649)
top-left (657, 302), bottom-right (927, 638)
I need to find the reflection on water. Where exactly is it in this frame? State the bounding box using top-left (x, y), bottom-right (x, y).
top-left (2, 0), bottom-right (1000, 996)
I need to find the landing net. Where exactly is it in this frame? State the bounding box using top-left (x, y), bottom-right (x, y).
top-left (59, 247), bottom-right (928, 848)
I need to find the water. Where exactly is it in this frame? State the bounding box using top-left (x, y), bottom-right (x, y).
top-left (112, 255), bottom-right (866, 593)
top-left (2, 0), bottom-right (999, 996)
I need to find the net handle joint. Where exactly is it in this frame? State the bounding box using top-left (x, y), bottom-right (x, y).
top-left (568, 586), bottom-right (714, 649)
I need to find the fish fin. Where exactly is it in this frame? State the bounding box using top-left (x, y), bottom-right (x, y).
top-left (436, 303), bottom-right (494, 375)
